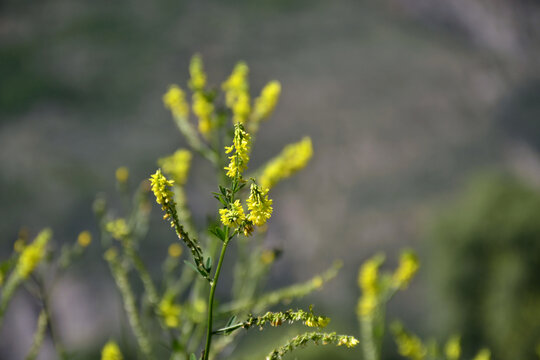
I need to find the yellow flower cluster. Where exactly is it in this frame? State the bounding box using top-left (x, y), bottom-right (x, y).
top-left (158, 149), bottom-right (192, 186)
top-left (246, 183), bottom-right (273, 226)
top-left (224, 124), bottom-right (251, 179)
top-left (222, 61), bottom-right (249, 108)
top-left (304, 315), bottom-right (330, 328)
top-left (253, 81), bottom-right (281, 123)
top-left (357, 254), bottom-right (384, 317)
top-left (259, 137), bottom-right (313, 189)
top-left (77, 230), bottom-right (92, 247)
top-left (159, 296), bottom-right (182, 328)
top-left (337, 336), bottom-right (360, 348)
top-left (115, 166), bottom-right (129, 184)
top-left (392, 251), bottom-right (420, 289)
top-left (444, 335), bottom-right (461, 360)
top-left (106, 219), bottom-right (129, 240)
top-left (188, 54), bottom-right (206, 91)
top-left (394, 329), bottom-right (426, 360)
top-left (101, 341), bottom-right (123, 360)
top-left (192, 92), bottom-right (214, 137)
top-left (150, 169), bottom-right (175, 207)
top-left (473, 349), bottom-right (491, 360)
top-left (163, 85), bottom-right (189, 118)
top-left (219, 200), bottom-right (246, 227)
top-left (16, 228), bottom-right (51, 279)
top-left (168, 243), bottom-right (183, 258)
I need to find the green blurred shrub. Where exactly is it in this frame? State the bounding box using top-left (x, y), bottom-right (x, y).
top-left (427, 174), bottom-right (540, 360)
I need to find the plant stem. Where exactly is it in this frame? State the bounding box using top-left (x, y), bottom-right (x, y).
top-left (203, 227), bottom-right (230, 360)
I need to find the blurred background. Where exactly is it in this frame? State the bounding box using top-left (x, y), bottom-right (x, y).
top-left (2, 0), bottom-right (540, 359)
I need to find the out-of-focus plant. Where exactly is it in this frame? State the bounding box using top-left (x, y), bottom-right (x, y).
top-left (355, 252), bottom-right (493, 360)
top-left (427, 174), bottom-right (540, 360)
top-left (0, 227), bottom-right (93, 359)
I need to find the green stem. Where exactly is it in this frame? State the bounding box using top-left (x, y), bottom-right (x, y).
top-left (203, 227), bottom-right (230, 360)
top-left (360, 316), bottom-right (378, 360)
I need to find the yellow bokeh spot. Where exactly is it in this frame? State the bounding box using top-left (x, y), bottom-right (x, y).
top-left (77, 231), bottom-right (92, 247)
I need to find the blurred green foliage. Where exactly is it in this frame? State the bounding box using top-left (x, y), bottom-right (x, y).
top-left (428, 174), bottom-right (540, 360)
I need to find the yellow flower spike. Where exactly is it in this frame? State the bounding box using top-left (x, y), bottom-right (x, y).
top-left (77, 231), bottom-right (92, 247)
top-left (115, 166), bottom-right (129, 184)
top-left (188, 54), bottom-right (207, 91)
top-left (105, 219), bottom-right (129, 241)
top-left (101, 340), bottom-right (123, 360)
top-left (253, 80), bottom-right (281, 122)
top-left (158, 149), bottom-right (192, 186)
top-left (168, 243), bottom-right (183, 258)
top-left (192, 92), bottom-right (214, 137)
top-left (472, 349), bottom-right (491, 360)
top-left (222, 61), bottom-right (249, 108)
top-left (392, 323), bottom-right (427, 360)
top-left (159, 297), bottom-right (182, 328)
top-left (219, 200), bottom-right (246, 227)
top-left (393, 250), bottom-right (420, 289)
top-left (149, 169), bottom-right (175, 206)
top-left (233, 90), bottom-right (251, 124)
top-left (259, 137), bottom-right (313, 189)
top-left (444, 335), bottom-right (461, 360)
top-left (224, 123), bottom-right (251, 179)
top-left (16, 228), bottom-right (52, 279)
top-left (358, 253), bottom-right (385, 295)
top-left (163, 85), bottom-right (190, 118)
top-left (246, 183), bottom-right (273, 227)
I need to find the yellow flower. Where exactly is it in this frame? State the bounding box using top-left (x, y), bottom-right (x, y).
top-left (222, 61), bottom-right (249, 108)
top-left (357, 294), bottom-right (377, 317)
top-left (259, 137), bottom-right (313, 189)
top-left (158, 149), bottom-right (192, 186)
top-left (101, 341), bottom-right (123, 360)
top-left (115, 166), bottom-right (129, 184)
top-left (260, 249), bottom-right (276, 265)
top-left (77, 231), bottom-right (92, 247)
top-left (192, 92), bottom-right (214, 137)
top-left (104, 248), bottom-right (118, 262)
top-left (337, 336), bottom-right (360, 348)
top-left (305, 316), bottom-right (330, 328)
top-left (16, 229), bottom-right (51, 279)
top-left (163, 85), bottom-right (189, 118)
top-left (105, 219), bottom-right (129, 241)
top-left (219, 200), bottom-right (246, 227)
top-left (311, 276), bottom-right (323, 289)
top-left (246, 183), bottom-right (273, 226)
top-left (393, 250), bottom-right (420, 289)
top-left (224, 123), bottom-right (251, 179)
top-left (13, 238), bottom-right (25, 253)
top-left (472, 349), bottom-right (491, 360)
top-left (149, 169), bottom-right (175, 206)
top-left (253, 80), bottom-right (281, 122)
top-left (393, 324), bottom-right (426, 360)
top-left (168, 243), bottom-right (183, 258)
top-left (444, 335), bottom-right (461, 360)
top-left (159, 297), bottom-right (182, 328)
top-left (188, 54), bottom-right (207, 91)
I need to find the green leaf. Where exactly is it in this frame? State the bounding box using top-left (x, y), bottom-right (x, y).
top-left (189, 354), bottom-right (197, 360)
top-left (205, 257), bottom-right (213, 271)
top-left (226, 315), bottom-right (237, 327)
